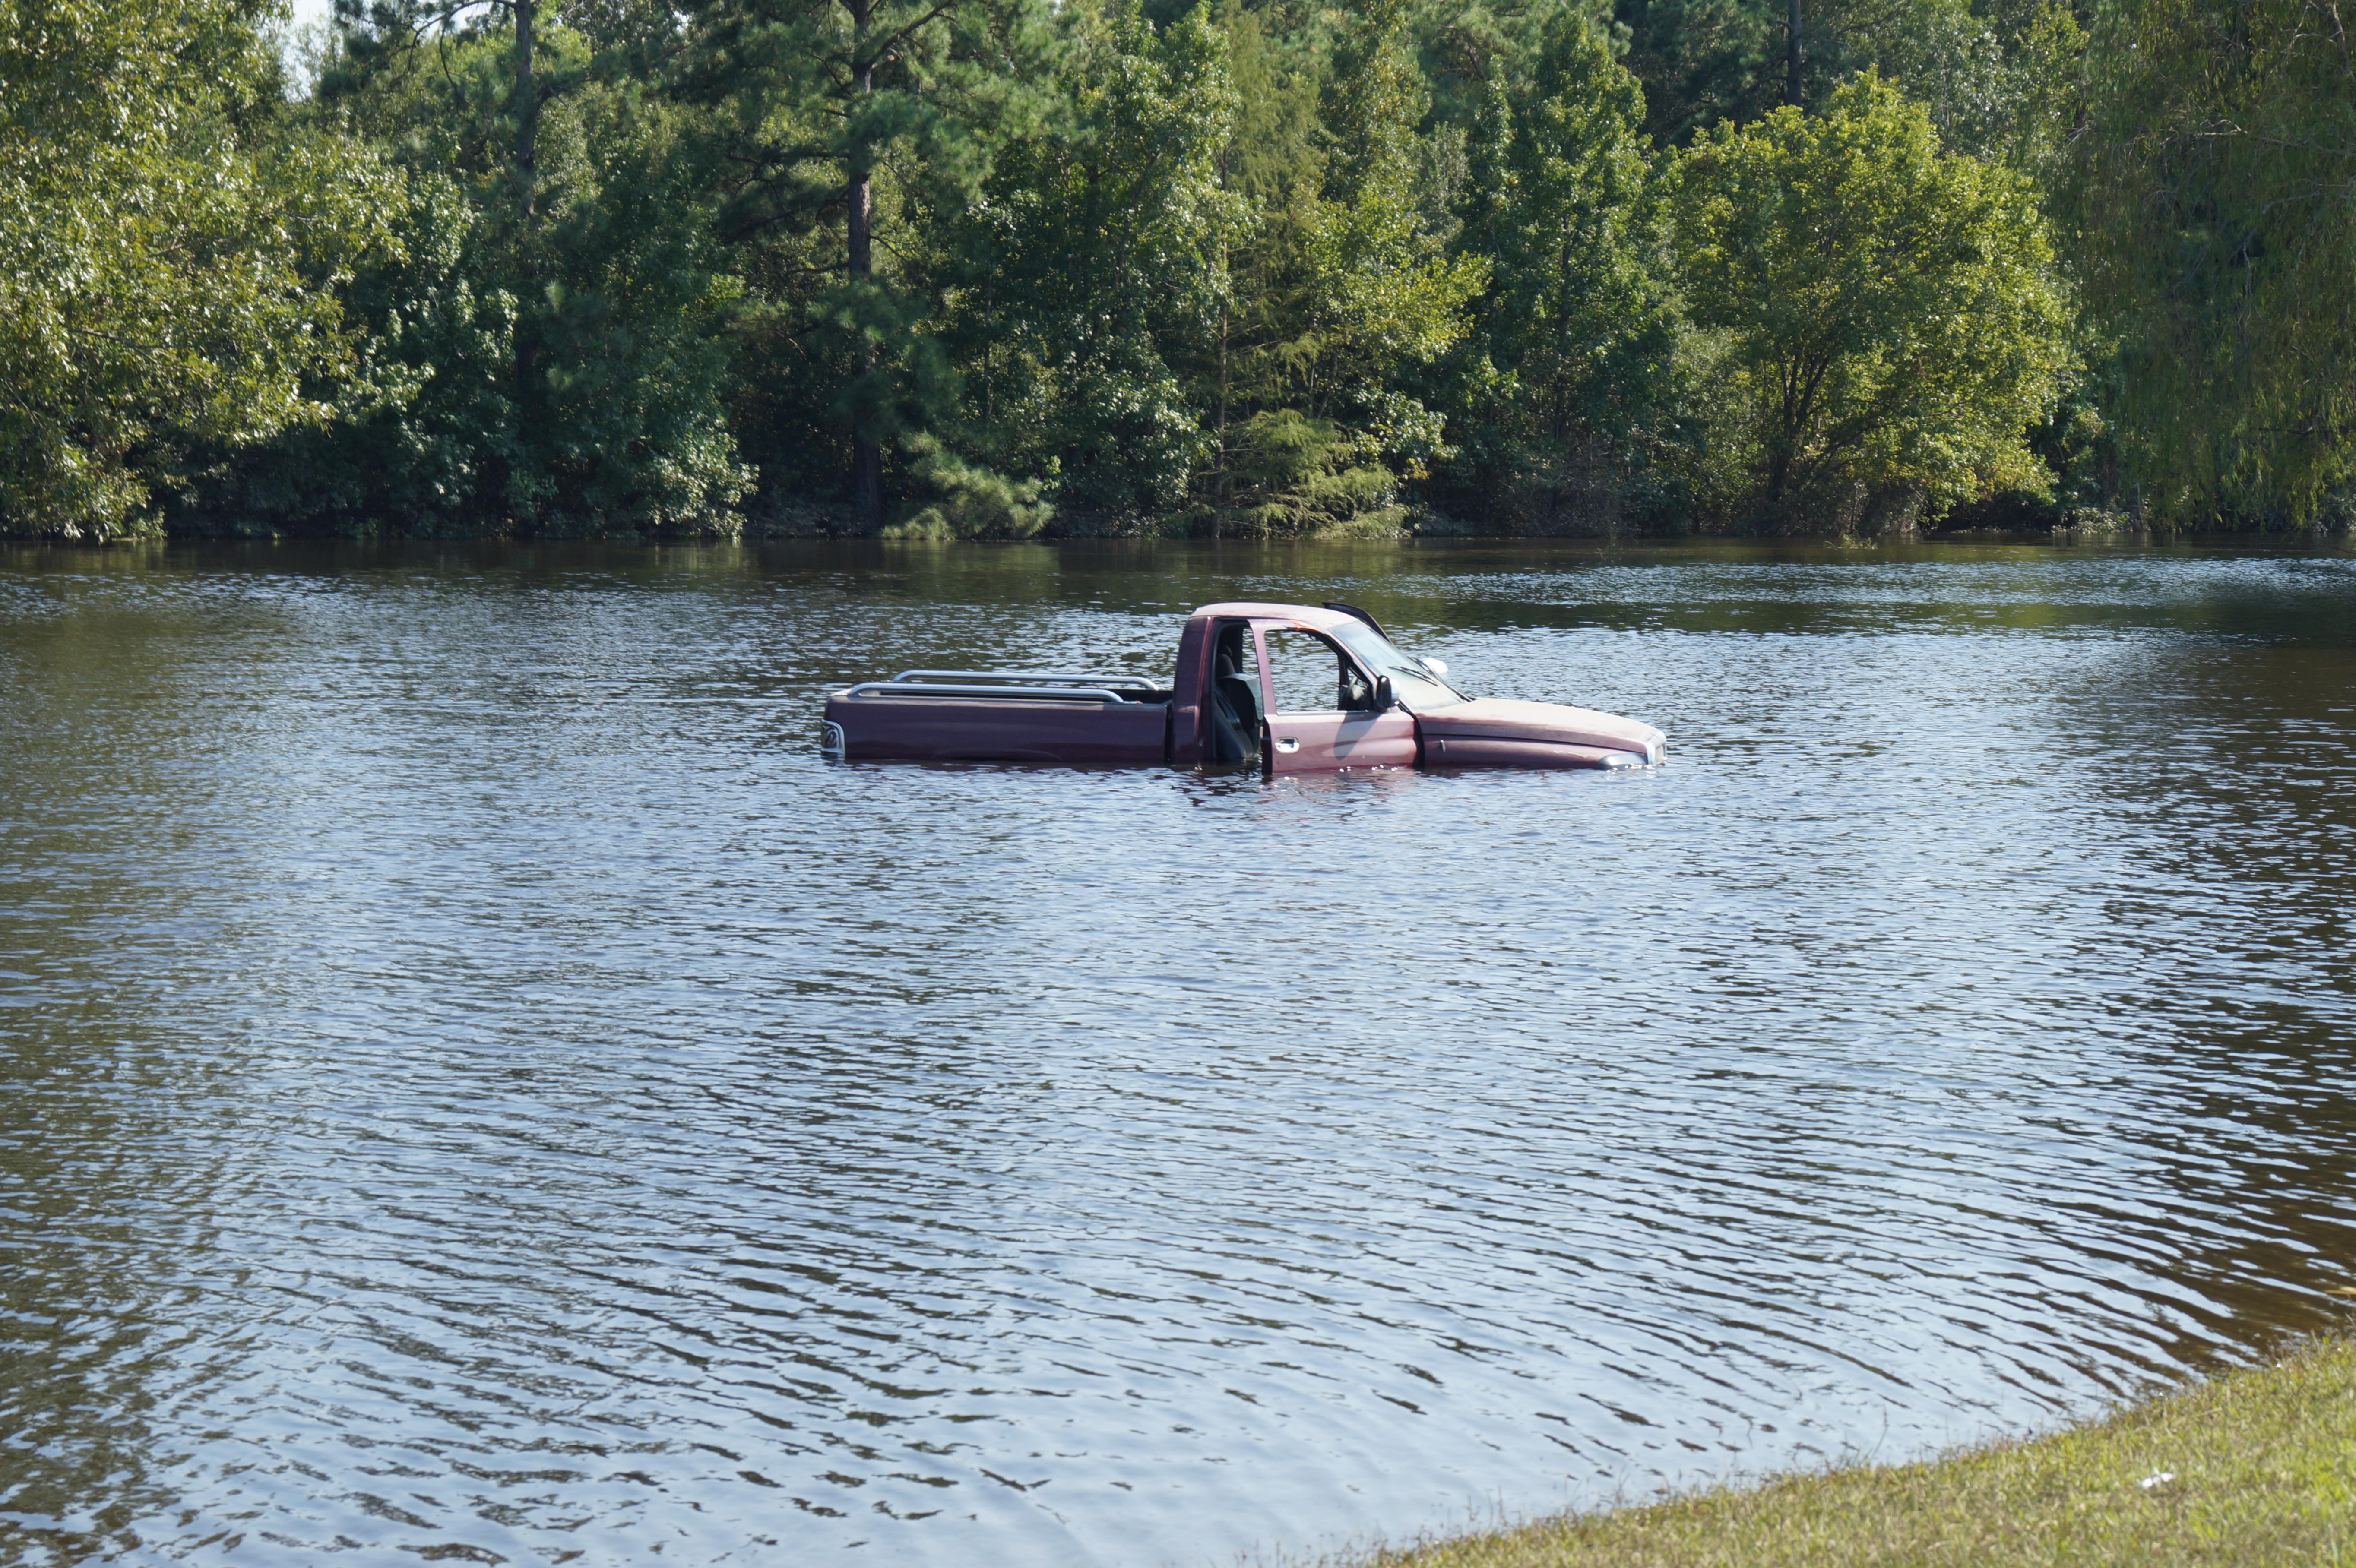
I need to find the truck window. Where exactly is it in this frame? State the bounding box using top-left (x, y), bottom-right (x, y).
top-left (1263, 628), bottom-right (1374, 714)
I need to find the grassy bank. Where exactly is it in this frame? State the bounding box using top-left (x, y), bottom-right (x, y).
top-left (1334, 1333), bottom-right (2356, 1568)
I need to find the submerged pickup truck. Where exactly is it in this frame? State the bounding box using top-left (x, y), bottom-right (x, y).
top-left (820, 601), bottom-right (1665, 774)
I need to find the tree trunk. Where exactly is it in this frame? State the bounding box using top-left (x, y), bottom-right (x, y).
top-left (1216, 283), bottom-right (1230, 502)
top-left (1551, 233), bottom-right (1573, 443)
top-left (514, 0), bottom-right (538, 216)
top-left (847, 0), bottom-right (882, 527)
top-left (1215, 148), bottom-right (1231, 528)
top-left (1786, 0), bottom-right (1802, 107)
top-left (508, 0), bottom-right (542, 527)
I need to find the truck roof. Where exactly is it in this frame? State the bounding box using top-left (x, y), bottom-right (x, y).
top-left (1186, 602), bottom-right (1367, 633)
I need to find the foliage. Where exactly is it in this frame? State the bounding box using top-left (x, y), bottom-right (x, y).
top-left (1216, 409), bottom-right (1407, 536)
top-left (171, 170), bottom-right (520, 535)
top-left (1670, 73), bottom-right (2070, 531)
top-left (881, 435), bottom-right (1052, 537)
top-left (673, 0), bottom-right (1060, 523)
top-left (310, 12), bottom-right (752, 535)
top-left (932, 0), bottom-right (1236, 522)
top-left (7, 0), bottom-right (2340, 541)
top-left (0, 0), bottom-right (391, 538)
top-left (1612, 0), bottom-right (2080, 161)
top-left (1202, 0), bottom-right (1488, 535)
top-left (1442, 11), bottom-right (1680, 531)
top-left (2070, 0), bottom-right (2356, 526)
top-left (1869, 0), bottom-right (2082, 170)
top-left (1612, 0), bottom-right (1785, 143)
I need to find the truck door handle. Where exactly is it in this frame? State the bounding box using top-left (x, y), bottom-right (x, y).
top-left (1274, 737), bottom-right (1300, 753)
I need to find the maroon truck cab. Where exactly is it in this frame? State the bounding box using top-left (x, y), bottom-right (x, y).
top-left (822, 601), bottom-right (1665, 774)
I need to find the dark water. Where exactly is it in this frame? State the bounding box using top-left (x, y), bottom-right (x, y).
top-left (5, 538), bottom-right (2355, 1568)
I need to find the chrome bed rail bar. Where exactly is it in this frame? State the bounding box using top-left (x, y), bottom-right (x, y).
top-left (890, 668), bottom-right (1161, 688)
top-left (842, 681), bottom-right (1143, 703)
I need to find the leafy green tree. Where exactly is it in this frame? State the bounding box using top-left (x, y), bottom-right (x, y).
top-left (1443, 13), bottom-right (1678, 530)
top-left (1305, 0), bottom-right (1490, 427)
top-left (925, 1), bottom-right (1236, 529)
top-left (1208, 0), bottom-right (1487, 534)
top-left (673, 0), bottom-right (1056, 525)
top-left (0, 0), bottom-right (390, 538)
top-left (244, 7), bottom-right (751, 536)
top-left (1197, 0), bottom-right (1320, 519)
top-left (322, 0), bottom-right (560, 511)
top-left (1670, 73), bottom-right (2069, 531)
top-left (1613, 0), bottom-right (1783, 142)
top-left (517, 55), bottom-right (753, 533)
top-left (172, 171), bottom-right (520, 535)
top-left (1610, 0), bottom-right (2080, 159)
top-left (2071, 0), bottom-right (2356, 525)
top-left (1409, 0), bottom-right (1598, 129)
top-left (1870, 0), bottom-right (2080, 170)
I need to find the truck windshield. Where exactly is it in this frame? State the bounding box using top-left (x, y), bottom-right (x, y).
top-left (1325, 620), bottom-right (1469, 711)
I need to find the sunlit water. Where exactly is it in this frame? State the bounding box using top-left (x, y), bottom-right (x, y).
top-left (4, 538), bottom-right (2354, 1568)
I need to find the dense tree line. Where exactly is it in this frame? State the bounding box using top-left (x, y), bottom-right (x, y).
top-left (3, 0), bottom-right (2350, 541)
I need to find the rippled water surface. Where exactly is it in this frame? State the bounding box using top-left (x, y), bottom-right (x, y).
top-left (6, 538), bottom-right (2356, 1567)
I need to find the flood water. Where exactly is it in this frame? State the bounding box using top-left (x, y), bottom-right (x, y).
top-left (4, 537), bottom-right (2355, 1567)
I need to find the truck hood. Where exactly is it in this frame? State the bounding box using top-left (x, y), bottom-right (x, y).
top-left (1415, 697), bottom-right (1665, 762)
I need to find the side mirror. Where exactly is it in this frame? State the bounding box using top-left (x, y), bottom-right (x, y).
top-left (1374, 676), bottom-right (1395, 711)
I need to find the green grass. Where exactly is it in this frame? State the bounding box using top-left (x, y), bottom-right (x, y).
top-left (1325, 1334), bottom-right (2356, 1568)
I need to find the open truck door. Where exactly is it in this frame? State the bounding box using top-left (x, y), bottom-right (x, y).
top-left (1249, 619), bottom-right (1419, 774)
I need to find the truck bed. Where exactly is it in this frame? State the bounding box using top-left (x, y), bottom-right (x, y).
top-left (822, 671), bottom-right (1172, 765)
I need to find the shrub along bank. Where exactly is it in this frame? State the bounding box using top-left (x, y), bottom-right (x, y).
top-left (1325, 1332), bottom-right (2356, 1568)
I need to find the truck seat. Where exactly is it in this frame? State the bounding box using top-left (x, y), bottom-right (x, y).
top-left (1215, 662), bottom-right (1258, 727)
top-left (1208, 652), bottom-right (1259, 763)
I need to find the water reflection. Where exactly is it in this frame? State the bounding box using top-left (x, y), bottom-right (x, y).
top-left (3, 538), bottom-right (2354, 1566)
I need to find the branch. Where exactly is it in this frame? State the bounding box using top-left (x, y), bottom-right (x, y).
top-left (865, 0), bottom-right (960, 69)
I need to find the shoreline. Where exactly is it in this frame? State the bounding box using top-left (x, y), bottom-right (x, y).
top-left (1300, 1331), bottom-right (2355, 1568)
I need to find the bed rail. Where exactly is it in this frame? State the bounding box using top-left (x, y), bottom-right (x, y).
top-left (890, 668), bottom-right (1160, 688)
top-left (840, 681), bottom-right (1144, 703)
